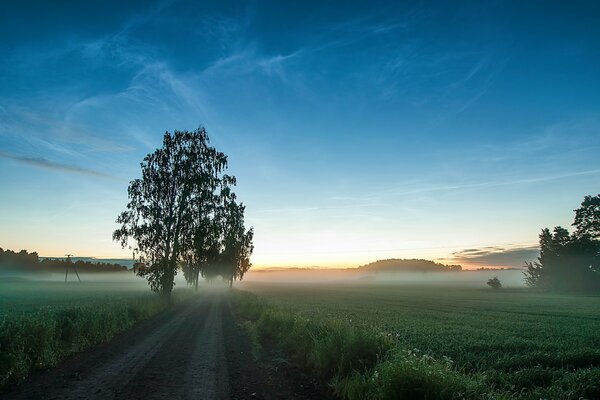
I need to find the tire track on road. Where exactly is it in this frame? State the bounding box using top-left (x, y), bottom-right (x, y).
top-left (180, 292), bottom-right (229, 400)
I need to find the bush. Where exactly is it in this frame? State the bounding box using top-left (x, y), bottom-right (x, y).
top-left (335, 350), bottom-right (490, 400)
top-left (487, 277), bottom-right (502, 289)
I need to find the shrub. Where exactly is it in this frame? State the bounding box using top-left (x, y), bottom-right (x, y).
top-left (335, 350), bottom-right (492, 400)
top-left (487, 277), bottom-right (502, 289)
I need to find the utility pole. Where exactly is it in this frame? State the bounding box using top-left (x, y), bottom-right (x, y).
top-left (64, 254), bottom-right (82, 283)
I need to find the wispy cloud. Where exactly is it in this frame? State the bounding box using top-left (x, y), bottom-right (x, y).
top-left (201, 13), bottom-right (415, 87)
top-left (0, 150), bottom-right (111, 178)
top-left (0, 102), bottom-right (136, 156)
top-left (334, 168), bottom-right (600, 207)
top-left (451, 245), bottom-right (539, 267)
top-left (201, 44), bottom-right (305, 83)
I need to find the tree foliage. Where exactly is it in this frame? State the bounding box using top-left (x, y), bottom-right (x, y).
top-left (573, 194), bottom-right (600, 239)
top-left (114, 128), bottom-right (253, 298)
top-left (524, 195), bottom-right (600, 292)
top-left (486, 276), bottom-right (501, 289)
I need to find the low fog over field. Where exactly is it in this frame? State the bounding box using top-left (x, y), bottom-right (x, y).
top-left (243, 268), bottom-right (525, 287)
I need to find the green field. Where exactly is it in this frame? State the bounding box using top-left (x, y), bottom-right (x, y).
top-left (0, 279), bottom-right (149, 315)
top-left (238, 282), bottom-right (600, 399)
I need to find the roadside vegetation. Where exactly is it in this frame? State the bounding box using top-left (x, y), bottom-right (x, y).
top-left (0, 280), bottom-right (194, 390)
top-left (235, 284), bottom-right (600, 399)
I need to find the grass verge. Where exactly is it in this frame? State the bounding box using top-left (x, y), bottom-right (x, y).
top-left (0, 289), bottom-right (194, 390)
top-left (232, 290), bottom-right (517, 400)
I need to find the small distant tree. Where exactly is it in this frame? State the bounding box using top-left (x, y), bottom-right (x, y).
top-left (487, 276), bottom-right (502, 289)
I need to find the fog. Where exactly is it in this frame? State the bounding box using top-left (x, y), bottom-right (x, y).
top-left (242, 268), bottom-right (526, 287)
top-left (1, 266), bottom-right (526, 291)
top-left (0, 270), bottom-right (198, 287)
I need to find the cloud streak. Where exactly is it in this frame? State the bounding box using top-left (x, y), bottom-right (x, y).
top-left (451, 245), bottom-right (539, 267)
top-left (324, 168), bottom-right (600, 209)
top-left (0, 150), bottom-right (111, 178)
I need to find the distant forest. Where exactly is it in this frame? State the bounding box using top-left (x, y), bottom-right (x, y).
top-left (358, 258), bottom-right (462, 273)
top-left (0, 248), bottom-right (128, 274)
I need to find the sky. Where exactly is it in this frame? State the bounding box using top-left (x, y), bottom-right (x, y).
top-left (1, 0), bottom-right (599, 268)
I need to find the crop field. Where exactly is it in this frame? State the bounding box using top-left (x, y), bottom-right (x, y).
top-left (0, 279), bottom-right (190, 390)
top-left (1, 279), bottom-right (150, 315)
top-left (237, 282), bottom-right (600, 399)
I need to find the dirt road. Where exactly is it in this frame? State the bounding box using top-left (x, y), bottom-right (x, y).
top-left (5, 291), bottom-right (330, 400)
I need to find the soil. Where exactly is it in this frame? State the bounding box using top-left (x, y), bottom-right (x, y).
top-left (4, 291), bottom-right (334, 400)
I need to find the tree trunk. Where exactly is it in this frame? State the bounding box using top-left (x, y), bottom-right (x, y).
top-left (162, 288), bottom-right (173, 306)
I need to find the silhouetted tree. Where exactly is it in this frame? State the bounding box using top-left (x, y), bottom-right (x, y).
top-left (181, 174), bottom-right (255, 289)
top-left (188, 177), bottom-right (254, 287)
top-left (573, 194), bottom-right (600, 239)
top-left (524, 225), bottom-right (600, 291)
top-left (113, 128), bottom-right (228, 300)
top-left (182, 208), bottom-right (221, 290)
top-left (114, 127), bottom-right (254, 297)
top-left (180, 174), bottom-right (226, 290)
top-left (218, 180), bottom-right (254, 287)
top-left (487, 276), bottom-right (502, 289)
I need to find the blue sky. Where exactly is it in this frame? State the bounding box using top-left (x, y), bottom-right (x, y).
top-left (1, 1), bottom-right (599, 267)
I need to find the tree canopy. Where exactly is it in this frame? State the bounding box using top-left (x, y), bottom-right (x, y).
top-left (573, 194), bottom-right (600, 239)
top-left (114, 128), bottom-right (253, 298)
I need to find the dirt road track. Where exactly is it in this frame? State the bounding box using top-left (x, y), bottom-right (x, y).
top-left (5, 291), bottom-right (331, 400)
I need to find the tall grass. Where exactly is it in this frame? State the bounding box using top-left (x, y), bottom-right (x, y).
top-left (0, 290), bottom-right (192, 389)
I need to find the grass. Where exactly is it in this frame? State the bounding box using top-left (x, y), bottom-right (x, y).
top-left (234, 282), bottom-right (600, 399)
top-left (0, 279), bottom-right (192, 390)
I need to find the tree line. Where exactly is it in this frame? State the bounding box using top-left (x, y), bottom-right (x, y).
top-left (113, 128), bottom-right (254, 300)
top-left (524, 194), bottom-right (600, 292)
top-left (358, 259), bottom-right (462, 273)
top-left (0, 248), bottom-right (128, 274)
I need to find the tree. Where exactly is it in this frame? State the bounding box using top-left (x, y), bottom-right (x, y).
top-left (524, 226), bottom-right (600, 291)
top-left (487, 276), bottom-right (502, 289)
top-left (181, 214), bottom-right (214, 289)
top-left (113, 128), bottom-right (228, 300)
top-left (180, 173), bottom-right (254, 289)
top-left (573, 194), bottom-right (600, 239)
top-left (180, 175), bottom-right (227, 290)
top-left (207, 177), bottom-right (254, 287)
top-left (524, 195), bottom-right (600, 292)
